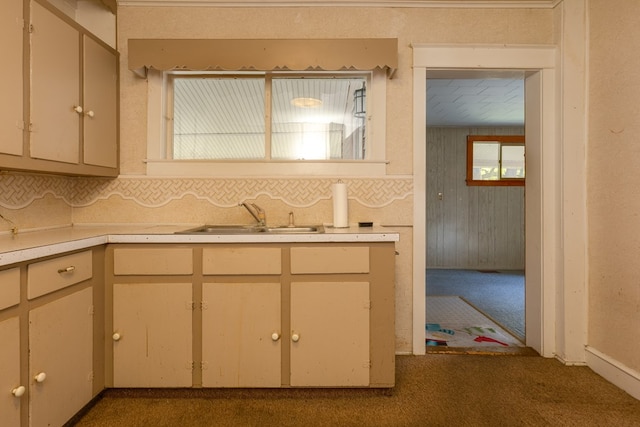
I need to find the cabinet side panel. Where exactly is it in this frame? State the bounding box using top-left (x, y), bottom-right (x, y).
top-left (369, 243), bottom-right (396, 387)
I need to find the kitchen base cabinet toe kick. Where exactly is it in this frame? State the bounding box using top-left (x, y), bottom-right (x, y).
top-left (106, 242), bottom-right (396, 389)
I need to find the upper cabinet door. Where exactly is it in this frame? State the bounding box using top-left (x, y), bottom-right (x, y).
top-left (0, 0), bottom-right (24, 156)
top-left (30, 1), bottom-right (80, 164)
top-left (83, 36), bottom-right (118, 168)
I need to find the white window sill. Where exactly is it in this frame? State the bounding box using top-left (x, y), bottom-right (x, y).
top-left (144, 159), bottom-right (389, 177)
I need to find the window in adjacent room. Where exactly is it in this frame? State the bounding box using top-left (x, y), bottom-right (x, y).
top-left (466, 135), bottom-right (525, 186)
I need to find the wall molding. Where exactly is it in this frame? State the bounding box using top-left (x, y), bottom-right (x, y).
top-left (0, 174), bottom-right (412, 210)
top-left (118, 0), bottom-right (560, 9)
top-left (586, 346), bottom-right (640, 401)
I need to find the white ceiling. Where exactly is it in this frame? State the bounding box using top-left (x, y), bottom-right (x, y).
top-left (426, 78), bottom-right (524, 127)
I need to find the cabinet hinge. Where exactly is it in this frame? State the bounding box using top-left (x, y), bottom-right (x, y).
top-left (16, 121), bottom-right (25, 130)
top-left (28, 23), bottom-right (34, 33)
top-left (200, 301), bottom-right (208, 311)
top-left (200, 361), bottom-right (208, 371)
top-left (364, 300), bottom-right (371, 309)
top-left (363, 360), bottom-right (372, 369)
top-left (88, 305), bottom-right (94, 316)
top-left (186, 301), bottom-right (195, 310)
top-left (188, 361), bottom-right (194, 371)
top-left (87, 371), bottom-right (94, 382)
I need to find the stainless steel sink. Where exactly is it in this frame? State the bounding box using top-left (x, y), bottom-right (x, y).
top-left (176, 224), bottom-right (324, 234)
top-left (265, 226), bottom-right (324, 233)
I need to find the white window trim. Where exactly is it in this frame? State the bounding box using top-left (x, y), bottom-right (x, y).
top-left (145, 69), bottom-right (388, 177)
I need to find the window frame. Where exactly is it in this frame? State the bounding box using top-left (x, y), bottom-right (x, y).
top-left (144, 69), bottom-right (388, 177)
top-left (466, 135), bottom-right (525, 187)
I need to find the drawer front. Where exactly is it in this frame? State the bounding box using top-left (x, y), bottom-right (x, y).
top-left (203, 247), bottom-right (281, 275)
top-left (28, 250), bottom-right (93, 299)
top-left (291, 246), bottom-right (370, 274)
top-left (0, 268), bottom-right (20, 310)
top-left (113, 247), bottom-right (193, 275)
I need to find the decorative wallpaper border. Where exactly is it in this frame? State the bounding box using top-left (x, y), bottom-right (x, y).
top-left (0, 174), bottom-right (413, 210)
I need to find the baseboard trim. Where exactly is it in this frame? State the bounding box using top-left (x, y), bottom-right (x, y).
top-left (585, 345), bottom-right (640, 401)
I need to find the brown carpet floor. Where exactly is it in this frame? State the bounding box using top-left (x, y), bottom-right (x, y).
top-left (71, 354), bottom-right (640, 427)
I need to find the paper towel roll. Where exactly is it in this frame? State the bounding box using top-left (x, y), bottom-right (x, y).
top-left (332, 182), bottom-right (349, 228)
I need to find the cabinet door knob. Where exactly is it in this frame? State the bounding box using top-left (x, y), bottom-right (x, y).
top-left (34, 372), bottom-right (46, 383)
top-left (73, 105), bottom-right (83, 114)
top-left (271, 332), bottom-right (280, 341)
top-left (291, 333), bottom-right (300, 342)
top-left (85, 110), bottom-right (95, 118)
top-left (112, 332), bottom-right (121, 341)
top-left (12, 386), bottom-right (26, 397)
top-left (57, 266), bottom-right (75, 274)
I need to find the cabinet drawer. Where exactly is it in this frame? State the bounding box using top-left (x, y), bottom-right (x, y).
top-left (114, 247), bottom-right (193, 275)
top-left (0, 268), bottom-right (20, 310)
top-left (28, 251), bottom-right (92, 299)
top-left (291, 247), bottom-right (369, 274)
top-left (203, 247), bottom-right (281, 275)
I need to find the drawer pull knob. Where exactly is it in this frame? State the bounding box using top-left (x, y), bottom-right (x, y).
top-left (57, 266), bottom-right (75, 274)
top-left (12, 386), bottom-right (26, 397)
top-left (112, 332), bottom-right (122, 341)
top-left (34, 372), bottom-right (46, 383)
top-left (73, 105), bottom-right (83, 114)
top-left (291, 333), bottom-right (300, 342)
top-left (271, 332), bottom-right (280, 341)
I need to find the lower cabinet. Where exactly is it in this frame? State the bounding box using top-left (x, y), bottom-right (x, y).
top-left (112, 282), bottom-right (193, 387)
top-left (290, 281), bottom-right (370, 387)
top-left (108, 242), bottom-right (395, 389)
top-left (28, 287), bottom-right (93, 427)
top-left (202, 282), bottom-right (281, 387)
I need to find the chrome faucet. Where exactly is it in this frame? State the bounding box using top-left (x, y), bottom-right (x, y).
top-left (240, 202), bottom-right (266, 226)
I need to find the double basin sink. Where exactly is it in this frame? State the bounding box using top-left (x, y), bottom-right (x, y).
top-left (176, 224), bottom-right (325, 234)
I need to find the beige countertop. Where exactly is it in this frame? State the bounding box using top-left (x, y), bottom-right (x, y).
top-left (0, 224), bottom-right (399, 267)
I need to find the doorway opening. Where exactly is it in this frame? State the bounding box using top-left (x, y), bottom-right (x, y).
top-left (424, 73), bottom-right (526, 350)
top-left (413, 44), bottom-right (558, 358)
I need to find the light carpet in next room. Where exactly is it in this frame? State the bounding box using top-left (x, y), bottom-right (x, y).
top-left (426, 296), bottom-right (523, 347)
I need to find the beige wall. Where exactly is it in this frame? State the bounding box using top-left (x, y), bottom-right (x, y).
top-left (588, 0), bottom-right (640, 372)
top-left (0, 4), bottom-right (554, 354)
top-left (117, 6), bottom-right (553, 176)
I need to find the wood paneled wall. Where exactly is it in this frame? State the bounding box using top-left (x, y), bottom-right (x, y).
top-left (426, 127), bottom-right (525, 270)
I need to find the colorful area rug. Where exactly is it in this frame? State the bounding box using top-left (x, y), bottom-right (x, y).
top-left (426, 296), bottom-right (523, 348)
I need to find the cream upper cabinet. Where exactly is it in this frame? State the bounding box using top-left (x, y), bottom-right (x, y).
top-left (4, 0), bottom-right (119, 176)
top-left (29, 287), bottom-right (94, 427)
top-left (83, 35), bottom-right (118, 168)
top-left (0, 0), bottom-right (24, 157)
top-left (30, 0), bottom-right (80, 164)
